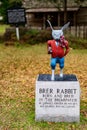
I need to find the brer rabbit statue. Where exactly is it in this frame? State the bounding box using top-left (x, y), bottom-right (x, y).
top-left (47, 20), bottom-right (70, 80)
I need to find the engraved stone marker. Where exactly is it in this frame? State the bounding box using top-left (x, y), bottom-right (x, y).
top-left (35, 74), bottom-right (80, 122)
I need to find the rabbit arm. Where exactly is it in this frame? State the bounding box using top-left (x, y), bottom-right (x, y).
top-left (47, 40), bottom-right (52, 54)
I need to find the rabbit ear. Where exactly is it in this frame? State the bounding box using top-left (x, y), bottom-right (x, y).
top-left (47, 20), bottom-right (53, 30)
top-left (61, 22), bottom-right (70, 31)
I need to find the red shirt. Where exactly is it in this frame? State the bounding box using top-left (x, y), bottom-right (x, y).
top-left (47, 40), bottom-right (69, 58)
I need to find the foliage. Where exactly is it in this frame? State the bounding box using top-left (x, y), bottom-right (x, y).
top-left (0, 24), bottom-right (9, 34)
top-left (3, 28), bottom-right (52, 45)
top-left (0, 0), bottom-right (9, 23)
top-left (0, 44), bottom-right (87, 129)
top-left (37, 0), bottom-right (86, 23)
top-left (0, 24), bottom-right (9, 43)
top-left (8, 0), bottom-right (22, 8)
top-left (38, 0), bottom-right (86, 4)
top-left (0, 24), bottom-right (87, 48)
top-left (66, 35), bottom-right (87, 49)
top-left (2, 27), bottom-right (87, 49)
top-left (75, 0), bottom-right (86, 4)
top-left (0, 0), bottom-right (22, 23)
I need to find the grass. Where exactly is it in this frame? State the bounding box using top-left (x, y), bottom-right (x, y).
top-left (0, 24), bottom-right (9, 35)
top-left (0, 44), bottom-right (87, 129)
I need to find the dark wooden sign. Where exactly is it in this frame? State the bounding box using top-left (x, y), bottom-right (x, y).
top-left (7, 8), bottom-right (26, 25)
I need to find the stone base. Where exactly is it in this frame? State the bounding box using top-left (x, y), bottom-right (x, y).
top-left (35, 74), bottom-right (80, 122)
top-left (36, 115), bottom-right (79, 122)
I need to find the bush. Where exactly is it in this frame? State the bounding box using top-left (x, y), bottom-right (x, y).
top-left (4, 27), bottom-right (16, 41)
top-left (22, 29), bottom-right (52, 44)
top-left (2, 27), bottom-right (87, 48)
top-left (67, 35), bottom-right (87, 49)
top-left (0, 35), bottom-right (4, 43)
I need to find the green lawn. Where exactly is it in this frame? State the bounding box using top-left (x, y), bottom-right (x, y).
top-left (0, 24), bottom-right (9, 35)
top-left (0, 44), bottom-right (87, 129)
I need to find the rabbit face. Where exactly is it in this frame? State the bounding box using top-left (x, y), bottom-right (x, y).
top-left (52, 30), bottom-right (63, 40)
top-left (47, 20), bottom-right (70, 40)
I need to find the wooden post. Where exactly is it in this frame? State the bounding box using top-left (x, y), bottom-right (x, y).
top-left (75, 25), bottom-right (78, 37)
top-left (74, 12), bottom-right (76, 26)
top-left (86, 26), bottom-right (87, 39)
top-left (64, 0), bottom-right (67, 24)
top-left (58, 13), bottom-right (60, 26)
top-left (74, 12), bottom-right (77, 37)
top-left (43, 14), bottom-right (46, 29)
top-left (78, 26), bottom-right (80, 38)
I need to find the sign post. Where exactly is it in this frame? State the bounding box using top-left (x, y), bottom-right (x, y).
top-left (7, 8), bottom-right (26, 40)
top-left (16, 25), bottom-right (20, 40)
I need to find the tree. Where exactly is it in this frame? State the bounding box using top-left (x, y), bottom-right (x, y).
top-left (0, 0), bottom-right (22, 23)
top-left (37, 0), bottom-right (87, 24)
top-left (0, 0), bottom-right (9, 22)
top-left (37, 0), bottom-right (68, 24)
top-left (75, 0), bottom-right (86, 5)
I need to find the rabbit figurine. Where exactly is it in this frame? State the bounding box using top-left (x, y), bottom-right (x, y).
top-left (47, 20), bottom-right (70, 81)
